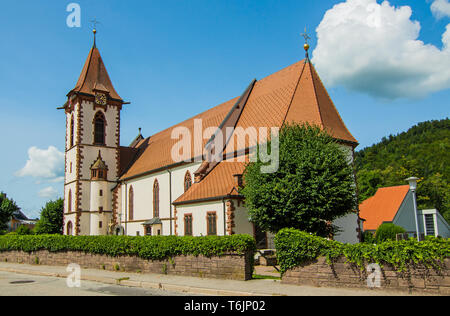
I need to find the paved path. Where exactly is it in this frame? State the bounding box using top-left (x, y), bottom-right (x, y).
top-left (0, 270), bottom-right (192, 296)
top-left (0, 262), bottom-right (417, 296)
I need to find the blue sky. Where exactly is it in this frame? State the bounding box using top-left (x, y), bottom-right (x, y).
top-left (0, 0), bottom-right (449, 218)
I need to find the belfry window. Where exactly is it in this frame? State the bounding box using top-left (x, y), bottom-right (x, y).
top-left (94, 112), bottom-right (106, 145)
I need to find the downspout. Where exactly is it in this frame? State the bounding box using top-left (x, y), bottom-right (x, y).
top-left (167, 169), bottom-right (173, 235)
top-left (222, 198), bottom-right (226, 236)
top-left (352, 149), bottom-right (362, 242)
top-left (124, 182), bottom-right (128, 236)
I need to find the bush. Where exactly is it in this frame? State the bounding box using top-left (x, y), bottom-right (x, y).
top-left (375, 223), bottom-right (406, 243)
top-left (15, 225), bottom-right (33, 235)
top-left (0, 234), bottom-right (257, 261)
top-left (275, 228), bottom-right (450, 274)
top-left (362, 231), bottom-right (375, 244)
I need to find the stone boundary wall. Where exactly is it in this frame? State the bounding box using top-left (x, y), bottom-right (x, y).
top-left (0, 250), bottom-right (253, 281)
top-left (282, 257), bottom-right (450, 295)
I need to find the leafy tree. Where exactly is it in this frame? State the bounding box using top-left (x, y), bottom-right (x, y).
top-left (34, 198), bottom-right (64, 235)
top-left (0, 192), bottom-right (19, 231)
top-left (241, 123), bottom-right (357, 238)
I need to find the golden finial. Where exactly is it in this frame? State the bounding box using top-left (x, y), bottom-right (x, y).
top-left (301, 27), bottom-right (311, 60)
top-left (90, 19), bottom-right (100, 47)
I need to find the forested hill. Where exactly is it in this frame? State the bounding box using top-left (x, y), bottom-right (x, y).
top-left (355, 118), bottom-right (449, 223)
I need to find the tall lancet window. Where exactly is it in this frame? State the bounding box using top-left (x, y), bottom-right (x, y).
top-left (67, 221), bottom-right (73, 236)
top-left (70, 115), bottom-right (74, 148)
top-left (68, 189), bottom-right (72, 213)
top-left (128, 186), bottom-right (134, 221)
top-left (93, 111), bottom-right (106, 145)
top-left (153, 180), bottom-right (159, 218)
top-left (184, 171), bottom-right (192, 192)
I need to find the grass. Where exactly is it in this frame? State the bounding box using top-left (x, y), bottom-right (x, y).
top-left (252, 274), bottom-right (281, 280)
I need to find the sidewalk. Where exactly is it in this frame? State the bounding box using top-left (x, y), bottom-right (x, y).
top-left (0, 262), bottom-right (415, 296)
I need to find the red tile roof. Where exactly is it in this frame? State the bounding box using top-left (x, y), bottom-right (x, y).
top-left (69, 46), bottom-right (122, 101)
top-left (120, 59), bottom-right (357, 182)
top-left (359, 185), bottom-right (410, 231)
top-left (173, 159), bottom-right (247, 205)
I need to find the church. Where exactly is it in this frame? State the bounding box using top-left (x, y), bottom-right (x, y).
top-left (61, 30), bottom-right (361, 245)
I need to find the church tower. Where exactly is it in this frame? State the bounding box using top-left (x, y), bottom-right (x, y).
top-left (62, 30), bottom-right (124, 235)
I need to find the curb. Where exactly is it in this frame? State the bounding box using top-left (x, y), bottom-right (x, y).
top-left (0, 266), bottom-right (270, 296)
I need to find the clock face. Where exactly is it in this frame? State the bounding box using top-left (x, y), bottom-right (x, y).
top-left (95, 93), bottom-right (107, 105)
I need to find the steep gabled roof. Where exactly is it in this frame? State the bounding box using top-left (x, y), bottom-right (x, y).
top-left (285, 61), bottom-right (357, 144)
top-left (359, 185), bottom-right (411, 231)
top-left (69, 45), bottom-right (122, 101)
top-left (120, 58), bottom-right (358, 181)
top-left (173, 160), bottom-right (247, 205)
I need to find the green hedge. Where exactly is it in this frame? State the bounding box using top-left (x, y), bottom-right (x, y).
top-left (0, 234), bottom-right (256, 261)
top-left (275, 228), bottom-right (450, 274)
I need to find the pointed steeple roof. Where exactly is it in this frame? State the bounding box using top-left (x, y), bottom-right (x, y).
top-left (284, 59), bottom-right (357, 145)
top-left (68, 37), bottom-right (122, 102)
top-left (91, 151), bottom-right (108, 170)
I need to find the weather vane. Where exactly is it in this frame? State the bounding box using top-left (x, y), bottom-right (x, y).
top-left (90, 19), bottom-right (101, 47)
top-left (301, 27), bottom-right (311, 60)
top-left (90, 19), bottom-right (101, 30)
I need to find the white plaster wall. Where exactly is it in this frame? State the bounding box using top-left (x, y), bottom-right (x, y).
top-left (89, 212), bottom-right (112, 236)
top-left (90, 181), bottom-right (112, 212)
top-left (65, 101), bottom-right (80, 150)
top-left (234, 203), bottom-right (254, 236)
top-left (118, 163), bottom-right (202, 236)
top-left (65, 149), bottom-right (77, 184)
top-left (79, 181), bottom-right (91, 211)
top-left (77, 212), bottom-right (91, 236)
top-left (333, 212), bottom-right (360, 244)
top-left (64, 182), bottom-right (77, 214)
top-left (170, 163), bottom-right (202, 202)
top-left (176, 201), bottom-right (225, 237)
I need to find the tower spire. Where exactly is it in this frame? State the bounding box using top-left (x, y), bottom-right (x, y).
top-left (301, 27), bottom-right (311, 61)
top-left (90, 19), bottom-right (101, 48)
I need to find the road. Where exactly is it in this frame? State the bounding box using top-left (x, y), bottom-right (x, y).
top-left (0, 270), bottom-right (192, 296)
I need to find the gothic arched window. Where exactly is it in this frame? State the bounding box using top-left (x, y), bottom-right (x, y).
top-left (67, 221), bottom-right (73, 236)
top-left (153, 180), bottom-right (159, 218)
top-left (68, 189), bottom-right (72, 213)
top-left (184, 171), bottom-right (192, 192)
top-left (128, 186), bottom-right (134, 221)
top-left (70, 115), bottom-right (74, 148)
top-left (93, 111), bottom-right (106, 145)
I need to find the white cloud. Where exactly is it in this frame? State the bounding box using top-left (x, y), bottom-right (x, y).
top-left (16, 146), bottom-right (64, 181)
top-left (312, 0), bottom-right (450, 99)
top-left (38, 186), bottom-right (58, 198)
top-left (431, 0), bottom-right (450, 19)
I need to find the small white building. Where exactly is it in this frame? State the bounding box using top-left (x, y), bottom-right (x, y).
top-left (61, 32), bottom-right (361, 245)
